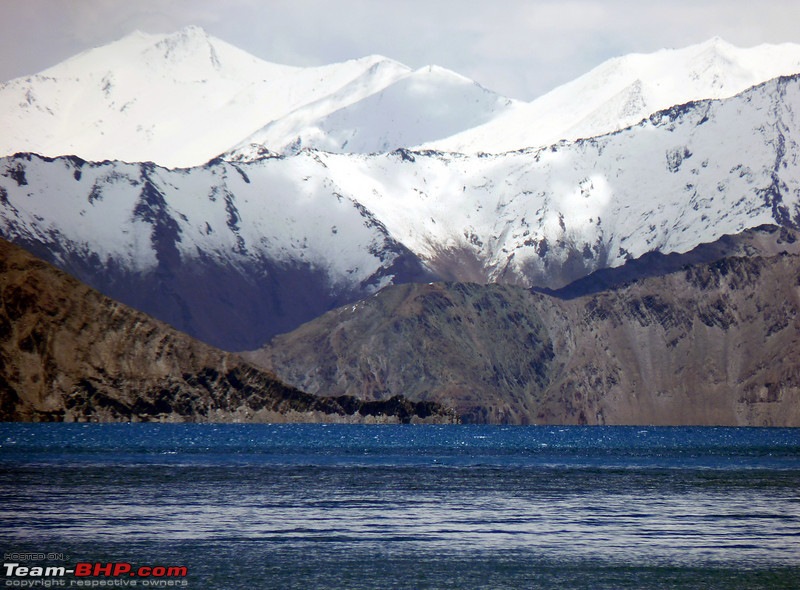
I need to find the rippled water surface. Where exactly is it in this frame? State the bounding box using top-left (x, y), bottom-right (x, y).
top-left (1, 424), bottom-right (799, 589)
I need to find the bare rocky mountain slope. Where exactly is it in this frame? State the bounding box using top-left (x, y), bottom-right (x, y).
top-left (0, 238), bottom-right (454, 423)
top-left (246, 226), bottom-right (800, 426)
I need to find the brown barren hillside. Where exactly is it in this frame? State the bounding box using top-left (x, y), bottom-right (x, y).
top-left (247, 228), bottom-right (800, 426)
top-left (0, 239), bottom-right (455, 423)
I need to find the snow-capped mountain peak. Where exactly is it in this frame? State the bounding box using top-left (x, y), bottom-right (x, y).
top-left (7, 30), bottom-right (796, 167)
top-left (0, 28), bottom-right (519, 167)
top-left (0, 26), bottom-right (319, 168)
top-left (224, 60), bottom-right (520, 158)
top-left (42, 25), bottom-right (294, 83)
top-left (0, 29), bottom-right (489, 167)
top-left (420, 37), bottom-right (800, 154)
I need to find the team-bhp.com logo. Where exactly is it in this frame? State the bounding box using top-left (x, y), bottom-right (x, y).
top-left (4, 561), bottom-right (188, 587)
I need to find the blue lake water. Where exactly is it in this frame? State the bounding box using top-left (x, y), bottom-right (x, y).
top-left (1, 424), bottom-right (799, 589)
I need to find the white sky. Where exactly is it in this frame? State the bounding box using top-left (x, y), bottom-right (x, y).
top-left (3, 0), bottom-right (800, 100)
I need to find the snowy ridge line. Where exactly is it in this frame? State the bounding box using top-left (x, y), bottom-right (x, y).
top-left (0, 26), bottom-right (515, 168)
top-left (2, 72), bottom-right (800, 294)
top-left (5, 29), bottom-right (800, 168)
top-left (420, 37), bottom-right (800, 154)
top-left (0, 152), bottom-right (412, 291)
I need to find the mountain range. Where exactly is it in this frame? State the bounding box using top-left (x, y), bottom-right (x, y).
top-left (2, 27), bottom-right (800, 424)
top-left (2, 68), bottom-right (800, 349)
top-left (5, 27), bottom-right (800, 165)
top-left (0, 26), bottom-right (517, 167)
top-left (421, 37), bottom-right (800, 153)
